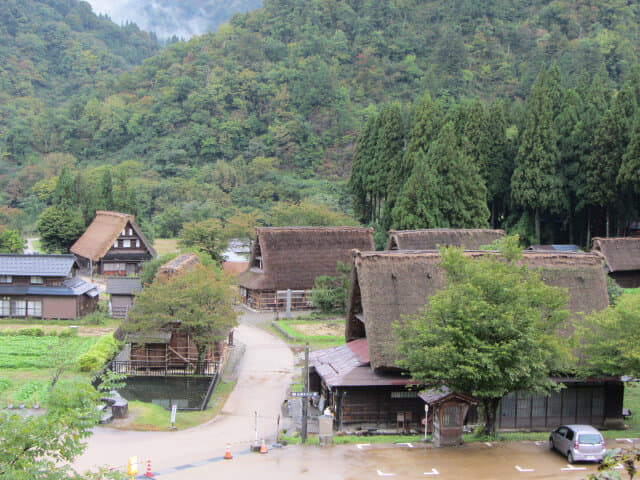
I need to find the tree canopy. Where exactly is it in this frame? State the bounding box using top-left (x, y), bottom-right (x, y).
top-left (395, 240), bottom-right (571, 435)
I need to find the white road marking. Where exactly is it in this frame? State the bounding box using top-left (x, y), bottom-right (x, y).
top-left (616, 438), bottom-right (636, 444)
top-left (561, 465), bottom-right (587, 471)
top-left (377, 469), bottom-right (396, 476)
top-left (535, 441), bottom-right (545, 446)
top-left (396, 442), bottom-right (414, 448)
top-left (515, 465), bottom-right (534, 472)
top-left (485, 442), bottom-right (492, 447)
top-left (424, 468), bottom-right (439, 476)
top-left (357, 443), bottom-right (371, 450)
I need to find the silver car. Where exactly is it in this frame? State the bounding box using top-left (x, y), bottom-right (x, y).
top-left (549, 425), bottom-right (606, 463)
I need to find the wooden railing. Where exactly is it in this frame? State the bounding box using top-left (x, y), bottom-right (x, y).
top-left (109, 360), bottom-right (220, 376)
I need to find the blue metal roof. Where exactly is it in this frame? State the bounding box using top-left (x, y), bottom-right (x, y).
top-left (0, 254), bottom-right (77, 276)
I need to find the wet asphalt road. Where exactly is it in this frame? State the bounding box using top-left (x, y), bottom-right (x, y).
top-left (152, 440), bottom-right (606, 479)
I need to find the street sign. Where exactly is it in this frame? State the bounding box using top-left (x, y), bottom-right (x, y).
top-left (291, 392), bottom-right (316, 398)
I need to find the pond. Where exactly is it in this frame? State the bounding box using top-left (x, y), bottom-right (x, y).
top-left (118, 376), bottom-right (213, 410)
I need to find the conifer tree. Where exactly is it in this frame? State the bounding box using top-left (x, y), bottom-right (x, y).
top-left (511, 66), bottom-right (565, 244)
top-left (349, 113), bottom-right (379, 224)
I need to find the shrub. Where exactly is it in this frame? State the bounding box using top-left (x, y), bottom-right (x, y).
top-left (17, 327), bottom-right (45, 337)
top-left (82, 311), bottom-right (110, 325)
top-left (75, 334), bottom-right (121, 372)
top-left (57, 328), bottom-right (78, 337)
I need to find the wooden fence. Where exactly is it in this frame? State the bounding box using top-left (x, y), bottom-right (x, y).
top-left (109, 360), bottom-right (220, 376)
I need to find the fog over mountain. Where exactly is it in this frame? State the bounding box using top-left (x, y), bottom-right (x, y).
top-left (86, 0), bottom-right (261, 39)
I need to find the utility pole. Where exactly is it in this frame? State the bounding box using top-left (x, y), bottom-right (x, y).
top-left (301, 342), bottom-right (309, 444)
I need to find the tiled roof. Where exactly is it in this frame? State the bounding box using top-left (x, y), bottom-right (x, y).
top-left (106, 277), bottom-right (142, 295)
top-left (0, 254), bottom-right (76, 276)
top-left (0, 278), bottom-right (98, 297)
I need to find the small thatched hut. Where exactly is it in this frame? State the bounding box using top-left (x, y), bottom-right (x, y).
top-left (237, 226), bottom-right (375, 311)
top-left (386, 228), bottom-right (505, 251)
top-left (592, 237), bottom-right (640, 288)
top-left (319, 249), bottom-right (621, 432)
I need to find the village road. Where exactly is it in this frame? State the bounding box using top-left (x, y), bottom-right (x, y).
top-left (72, 309), bottom-right (295, 474)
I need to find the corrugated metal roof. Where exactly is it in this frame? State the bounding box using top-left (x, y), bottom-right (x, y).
top-left (0, 254), bottom-right (76, 276)
top-left (106, 277), bottom-right (142, 295)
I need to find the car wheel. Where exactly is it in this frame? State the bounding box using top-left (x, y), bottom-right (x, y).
top-left (549, 439), bottom-right (554, 451)
top-left (567, 451), bottom-right (574, 464)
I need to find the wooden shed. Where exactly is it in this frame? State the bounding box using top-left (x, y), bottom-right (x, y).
top-left (420, 388), bottom-right (477, 447)
top-left (106, 277), bottom-right (141, 319)
top-left (592, 237), bottom-right (640, 288)
top-left (237, 227), bottom-right (374, 311)
top-left (386, 228), bottom-right (505, 251)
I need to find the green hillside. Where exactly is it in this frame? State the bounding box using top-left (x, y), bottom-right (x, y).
top-left (1, 0), bottom-right (640, 240)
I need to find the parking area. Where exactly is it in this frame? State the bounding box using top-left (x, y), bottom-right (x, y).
top-left (152, 439), bottom-right (640, 480)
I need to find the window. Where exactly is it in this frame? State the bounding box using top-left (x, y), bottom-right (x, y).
top-left (30, 276), bottom-right (44, 284)
top-left (442, 405), bottom-right (461, 427)
top-left (0, 299), bottom-right (9, 316)
top-left (11, 300), bottom-right (26, 317)
top-left (27, 300), bottom-right (42, 317)
top-left (128, 228), bottom-right (133, 236)
top-left (123, 240), bottom-right (131, 248)
top-left (0, 275), bottom-right (12, 284)
top-left (114, 240), bottom-right (118, 248)
top-left (135, 239), bottom-right (140, 248)
top-left (121, 229), bottom-right (126, 236)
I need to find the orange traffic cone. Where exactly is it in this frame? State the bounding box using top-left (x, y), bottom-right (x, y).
top-left (144, 458), bottom-right (154, 477)
top-left (259, 438), bottom-right (268, 454)
top-left (224, 443), bottom-right (233, 460)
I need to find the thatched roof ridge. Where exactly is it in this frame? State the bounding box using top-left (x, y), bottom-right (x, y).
top-left (347, 250), bottom-right (609, 371)
top-left (237, 226), bottom-right (375, 291)
top-left (386, 228), bottom-right (505, 251)
top-left (70, 211), bottom-right (156, 261)
top-left (157, 253), bottom-right (200, 279)
top-left (592, 237), bottom-right (640, 272)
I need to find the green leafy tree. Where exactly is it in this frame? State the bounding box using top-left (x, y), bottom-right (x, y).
top-left (0, 379), bottom-right (125, 480)
top-left (395, 240), bottom-right (570, 436)
top-left (577, 292), bottom-right (640, 378)
top-left (311, 261), bottom-right (350, 314)
top-left (178, 218), bottom-right (226, 262)
top-left (0, 228), bottom-right (24, 253)
top-left (269, 201), bottom-right (358, 227)
top-left (126, 264), bottom-right (239, 372)
top-left (36, 205), bottom-right (84, 253)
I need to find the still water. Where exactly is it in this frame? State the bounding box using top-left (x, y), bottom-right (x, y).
top-left (118, 376), bottom-right (212, 409)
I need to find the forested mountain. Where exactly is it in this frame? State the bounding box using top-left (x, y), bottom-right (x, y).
top-left (87, 0), bottom-right (262, 40)
top-left (2, 0), bottom-right (640, 245)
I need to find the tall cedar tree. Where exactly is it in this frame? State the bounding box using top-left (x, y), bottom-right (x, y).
top-left (125, 264), bottom-right (238, 373)
top-left (392, 122), bottom-right (489, 229)
top-left (349, 113), bottom-right (379, 224)
top-left (401, 91), bottom-right (443, 177)
top-left (395, 241), bottom-right (570, 436)
top-left (586, 83), bottom-right (636, 236)
top-left (374, 103), bottom-right (405, 229)
top-left (511, 66), bottom-right (565, 243)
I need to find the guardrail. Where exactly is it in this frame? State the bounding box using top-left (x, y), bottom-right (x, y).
top-left (109, 360), bottom-right (220, 376)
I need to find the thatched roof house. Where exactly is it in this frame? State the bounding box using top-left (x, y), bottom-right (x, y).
top-left (592, 237), bottom-right (640, 288)
top-left (156, 253), bottom-right (200, 281)
top-left (386, 228), bottom-right (505, 251)
top-left (237, 226), bottom-right (374, 310)
top-left (70, 211), bottom-right (156, 276)
top-left (346, 250), bottom-right (609, 372)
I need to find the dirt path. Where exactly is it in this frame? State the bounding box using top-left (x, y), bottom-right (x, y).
top-left (72, 310), bottom-right (294, 473)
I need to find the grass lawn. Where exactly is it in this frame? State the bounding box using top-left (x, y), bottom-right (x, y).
top-left (271, 317), bottom-right (346, 349)
top-left (109, 379), bottom-right (237, 431)
top-left (153, 238), bottom-right (179, 255)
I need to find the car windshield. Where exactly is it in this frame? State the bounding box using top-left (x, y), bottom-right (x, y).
top-left (578, 434), bottom-right (602, 444)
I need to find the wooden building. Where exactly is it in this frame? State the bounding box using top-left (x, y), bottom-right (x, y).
top-left (106, 277), bottom-right (141, 319)
top-left (309, 249), bottom-right (622, 432)
top-left (237, 227), bottom-right (374, 311)
top-left (71, 211), bottom-right (156, 276)
top-left (419, 389), bottom-right (477, 447)
top-left (156, 253), bottom-right (200, 281)
top-left (386, 228), bottom-right (505, 251)
top-left (592, 237), bottom-right (640, 288)
top-left (0, 254), bottom-right (99, 319)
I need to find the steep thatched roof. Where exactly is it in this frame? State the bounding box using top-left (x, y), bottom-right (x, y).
top-left (386, 228), bottom-right (505, 251)
top-left (70, 211), bottom-right (156, 261)
top-left (237, 227), bottom-right (375, 291)
top-left (347, 250), bottom-right (609, 371)
top-left (592, 237), bottom-right (640, 272)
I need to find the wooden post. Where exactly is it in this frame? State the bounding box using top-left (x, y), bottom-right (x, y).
top-left (301, 342), bottom-right (309, 444)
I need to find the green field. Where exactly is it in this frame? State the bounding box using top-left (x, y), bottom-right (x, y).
top-left (272, 317), bottom-right (346, 349)
top-left (0, 335), bottom-right (97, 407)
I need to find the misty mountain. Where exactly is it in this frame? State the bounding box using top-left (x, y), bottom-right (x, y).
top-left (87, 0), bottom-right (262, 39)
